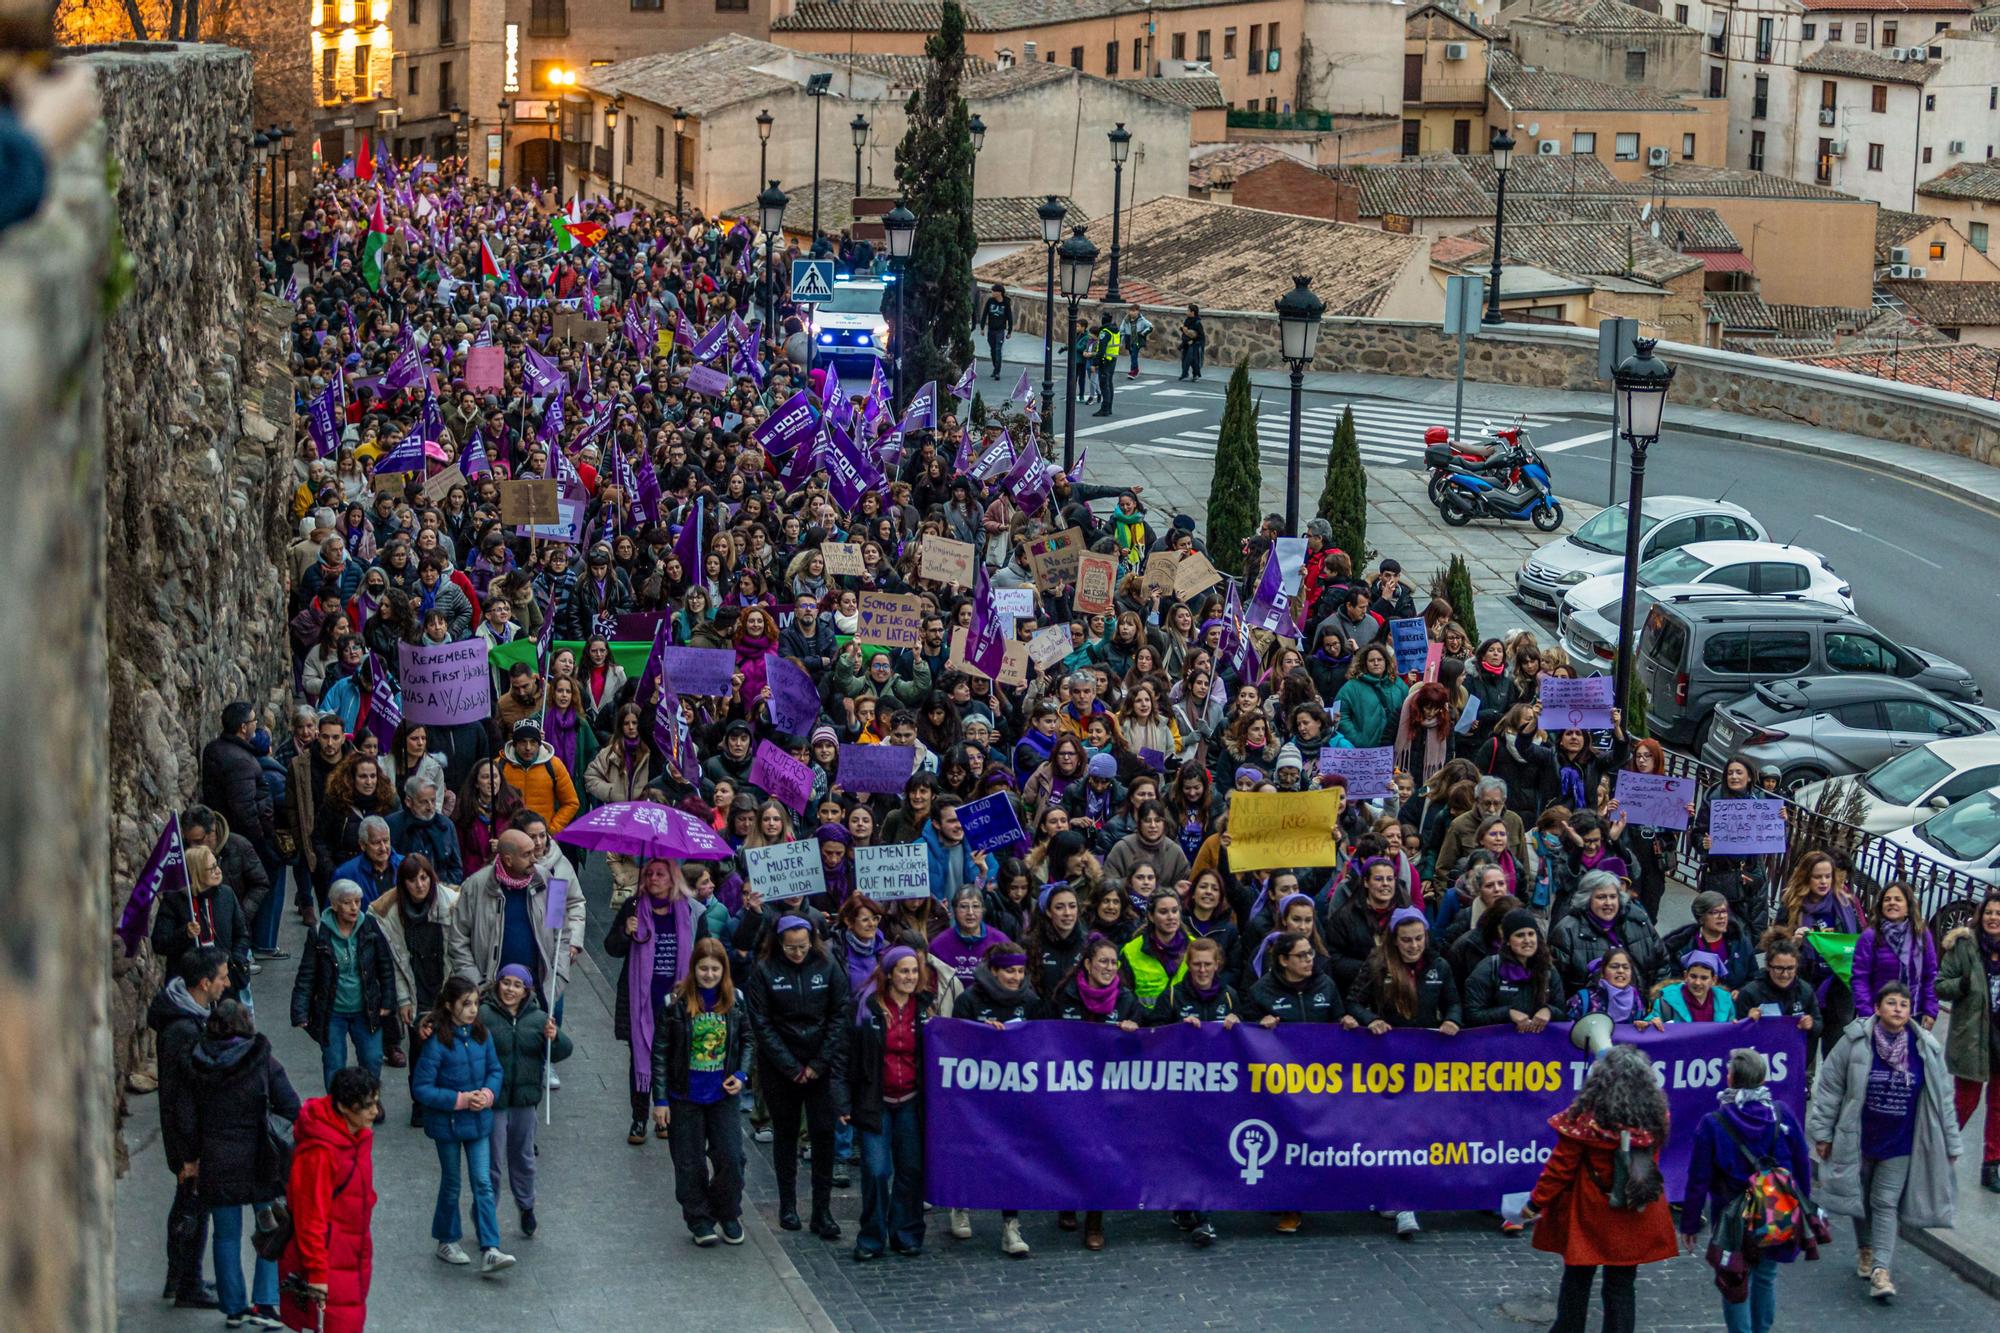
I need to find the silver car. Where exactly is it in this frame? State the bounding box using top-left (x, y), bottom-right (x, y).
top-left (1699, 676), bottom-right (2000, 792)
top-left (1514, 496), bottom-right (1764, 615)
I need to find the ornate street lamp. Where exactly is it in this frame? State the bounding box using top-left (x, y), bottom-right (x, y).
top-left (1037, 194), bottom-right (1066, 427)
top-left (882, 199), bottom-right (918, 410)
top-left (1484, 127), bottom-right (1516, 324)
top-left (1609, 338), bottom-right (1676, 712)
top-left (1058, 224), bottom-right (1099, 472)
top-left (1275, 275), bottom-right (1326, 537)
top-left (1105, 122), bottom-right (1131, 303)
top-left (759, 179), bottom-right (790, 337)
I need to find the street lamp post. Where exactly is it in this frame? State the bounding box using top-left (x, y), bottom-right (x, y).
top-left (1058, 224), bottom-right (1100, 473)
top-left (806, 73), bottom-right (832, 249)
top-left (850, 113), bottom-right (869, 196)
top-left (1036, 194), bottom-right (1066, 428)
top-left (543, 97), bottom-right (559, 193)
top-left (496, 100), bottom-right (509, 191)
top-left (1105, 123), bottom-right (1131, 304)
top-left (671, 106), bottom-right (687, 219)
top-left (450, 104), bottom-right (466, 174)
top-left (882, 199), bottom-right (917, 411)
top-left (280, 124), bottom-right (295, 236)
top-left (1275, 276), bottom-right (1326, 537)
top-left (1609, 338), bottom-right (1676, 714)
top-left (251, 131), bottom-right (269, 248)
top-left (968, 112), bottom-right (985, 204)
top-left (266, 125), bottom-right (283, 242)
top-left (756, 108), bottom-right (773, 195)
top-left (605, 97), bottom-right (624, 196)
top-left (759, 179), bottom-right (790, 341)
top-left (1484, 127), bottom-right (1516, 324)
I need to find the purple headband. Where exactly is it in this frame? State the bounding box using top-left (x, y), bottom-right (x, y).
top-left (1276, 891), bottom-right (1313, 921)
top-left (1387, 907), bottom-right (1426, 933)
top-left (775, 914), bottom-right (813, 935)
top-left (497, 963), bottom-right (535, 988)
top-left (989, 948), bottom-right (1028, 969)
top-left (1037, 879), bottom-right (1072, 912)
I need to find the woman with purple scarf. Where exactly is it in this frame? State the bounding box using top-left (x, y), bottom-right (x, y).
top-left (1038, 935), bottom-right (1144, 1250)
top-left (603, 859), bottom-right (702, 1147)
top-left (928, 885), bottom-right (1012, 987)
top-left (1779, 850), bottom-right (1863, 1056)
top-left (1563, 948), bottom-right (1660, 1030)
top-left (1851, 882), bottom-right (1939, 1028)
top-left (813, 824), bottom-right (855, 911)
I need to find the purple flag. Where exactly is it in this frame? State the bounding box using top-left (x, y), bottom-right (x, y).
top-left (116, 817), bottom-right (189, 957)
top-left (820, 361), bottom-right (845, 413)
top-left (364, 661), bottom-right (402, 753)
top-left (779, 426), bottom-right (825, 494)
top-left (676, 310), bottom-right (699, 352)
top-left (969, 430), bottom-right (1017, 484)
top-left (634, 448), bottom-right (662, 526)
top-left (1222, 578), bottom-right (1259, 682)
top-left (384, 337), bottom-right (426, 392)
top-left (690, 320), bottom-right (730, 364)
top-left (764, 653), bottom-right (822, 735)
top-left (306, 382), bottom-right (342, 458)
top-left (753, 391), bottom-right (818, 457)
top-left (1067, 450), bottom-right (1087, 483)
top-left (420, 383), bottom-right (445, 442)
top-left (1008, 367), bottom-right (1034, 403)
top-left (674, 497), bottom-right (704, 578)
top-left (819, 420), bottom-right (881, 511)
top-left (731, 336), bottom-right (765, 389)
top-left (965, 560), bottom-right (1007, 680)
top-left (281, 273), bottom-right (300, 304)
top-left (949, 363), bottom-right (977, 400)
top-left (523, 345), bottom-right (563, 399)
top-left (900, 380), bottom-right (938, 430)
top-left (612, 209), bottom-right (636, 228)
top-left (372, 430), bottom-right (426, 475)
top-left (538, 385), bottom-right (567, 447)
top-left (461, 426), bottom-right (490, 478)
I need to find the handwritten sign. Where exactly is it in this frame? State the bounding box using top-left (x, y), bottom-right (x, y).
top-left (1025, 527), bottom-right (1085, 591)
top-left (1318, 745), bottom-right (1396, 800)
top-left (685, 364), bottom-right (732, 398)
top-left (1075, 552), bottom-right (1118, 614)
top-left (1389, 618), bottom-right (1429, 676)
top-left (1614, 771), bottom-right (1696, 831)
top-left (422, 462), bottom-right (466, 503)
top-left (1226, 789), bottom-right (1346, 871)
top-left (498, 478), bottom-right (560, 525)
top-left (858, 592), bottom-right (925, 650)
top-left (1707, 797), bottom-right (1786, 856)
top-left (920, 535), bottom-right (975, 588)
top-left (581, 318), bottom-right (611, 346)
top-left (764, 653), bottom-right (822, 735)
top-left (957, 792), bottom-right (1027, 856)
top-left (854, 843), bottom-right (933, 902)
top-left (1142, 551), bottom-right (1182, 598)
top-left (749, 740), bottom-right (814, 813)
top-left (658, 646), bottom-right (737, 697)
top-left (1540, 675), bottom-right (1615, 730)
top-left (745, 839), bottom-right (826, 903)
top-left (1172, 550), bottom-right (1222, 602)
top-left (553, 310), bottom-right (584, 342)
top-left (821, 541), bottom-right (865, 576)
top-left (949, 627), bottom-right (1029, 686)
top-left (1027, 623), bottom-right (1072, 669)
top-left (837, 743), bottom-right (915, 796)
top-left (397, 639), bottom-right (493, 725)
top-left (464, 345), bottom-right (505, 391)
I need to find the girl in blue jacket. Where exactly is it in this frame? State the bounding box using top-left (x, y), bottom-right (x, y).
top-left (413, 976), bottom-right (511, 1275)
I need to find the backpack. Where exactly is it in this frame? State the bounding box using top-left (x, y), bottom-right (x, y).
top-left (1717, 1116), bottom-right (1808, 1248)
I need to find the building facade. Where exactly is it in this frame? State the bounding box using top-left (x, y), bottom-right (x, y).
top-left (1402, 3), bottom-right (1491, 157)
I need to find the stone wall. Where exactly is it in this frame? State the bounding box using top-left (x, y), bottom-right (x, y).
top-left (1006, 292), bottom-right (2000, 465)
top-left (82, 43), bottom-right (297, 1167)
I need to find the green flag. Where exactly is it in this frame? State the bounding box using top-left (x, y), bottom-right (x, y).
top-left (361, 195), bottom-right (389, 293)
top-left (489, 637), bottom-right (540, 679)
top-left (1805, 932), bottom-right (1859, 985)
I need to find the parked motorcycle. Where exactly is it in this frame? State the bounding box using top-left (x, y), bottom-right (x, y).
top-left (1422, 426), bottom-right (1508, 506)
top-left (1434, 428), bottom-right (1563, 531)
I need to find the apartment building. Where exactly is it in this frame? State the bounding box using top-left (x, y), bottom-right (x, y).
top-left (1486, 49), bottom-right (1729, 181)
top-left (1402, 3), bottom-right (1491, 157)
top-left (1498, 0), bottom-right (1705, 95)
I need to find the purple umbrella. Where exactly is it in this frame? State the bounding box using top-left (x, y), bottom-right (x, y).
top-left (554, 802), bottom-right (734, 861)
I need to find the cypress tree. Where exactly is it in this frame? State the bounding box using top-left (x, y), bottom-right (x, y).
top-left (1316, 405), bottom-right (1367, 563)
top-left (1206, 361), bottom-right (1261, 578)
top-left (1437, 553), bottom-right (1478, 640)
top-left (893, 1), bottom-right (978, 393)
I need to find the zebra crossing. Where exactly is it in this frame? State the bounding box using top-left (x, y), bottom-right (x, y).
top-left (1119, 396), bottom-right (1570, 470)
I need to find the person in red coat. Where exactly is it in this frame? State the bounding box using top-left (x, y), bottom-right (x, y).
top-left (280, 1068), bottom-right (380, 1333)
top-left (1523, 1045), bottom-right (1678, 1333)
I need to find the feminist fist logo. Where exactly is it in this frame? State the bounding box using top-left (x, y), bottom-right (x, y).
top-left (1228, 1119), bottom-right (1279, 1185)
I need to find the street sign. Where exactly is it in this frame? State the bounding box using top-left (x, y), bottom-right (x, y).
top-left (1442, 275), bottom-right (1484, 337)
top-left (791, 259), bottom-right (835, 303)
top-left (1596, 317), bottom-right (1639, 381)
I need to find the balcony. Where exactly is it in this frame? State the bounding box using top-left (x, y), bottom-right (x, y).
top-left (1755, 44), bottom-right (1772, 63)
top-left (1418, 78), bottom-right (1490, 105)
top-left (1227, 108), bottom-right (1337, 131)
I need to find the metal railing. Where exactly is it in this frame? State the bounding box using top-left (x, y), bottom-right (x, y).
top-left (1655, 749), bottom-right (1987, 931)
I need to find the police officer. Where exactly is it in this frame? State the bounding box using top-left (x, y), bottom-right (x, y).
top-left (1091, 314), bottom-right (1120, 417)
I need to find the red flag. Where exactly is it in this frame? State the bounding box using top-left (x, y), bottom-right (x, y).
top-left (565, 220), bottom-right (607, 248)
top-left (480, 236), bottom-right (504, 281)
top-left (356, 134), bottom-right (375, 183)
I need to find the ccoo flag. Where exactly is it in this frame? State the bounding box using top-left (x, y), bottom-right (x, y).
top-left (116, 817), bottom-right (189, 957)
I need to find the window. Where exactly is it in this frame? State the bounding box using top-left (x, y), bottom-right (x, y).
top-left (321, 47), bottom-right (337, 101)
top-left (1925, 93), bottom-right (1936, 111)
top-left (1871, 85), bottom-right (1887, 113)
top-left (1223, 27), bottom-right (1236, 59)
top-left (1821, 80), bottom-right (1837, 109)
top-left (1698, 514), bottom-right (1757, 541)
top-left (1756, 563), bottom-right (1810, 593)
top-left (1402, 119), bottom-right (1421, 155)
top-left (1817, 138), bottom-right (1834, 183)
top-left (409, 0), bottom-right (420, 22)
top-left (1802, 22), bottom-right (1815, 40)
top-left (436, 59), bottom-right (452, 110)
top-left (1134, 38), bottom-right (1142, 71)
top-left (1701, 631), bottom-right (1812, 674)
top-left (1046, 49), bottom-right (1055, 61)
top-left (1625, 49), bottom-right (1646, 81)
top-left (1923, 146), bottom-right (1933, 163)
top-left (1572, 130), bottom-right (1597, 153)
top-left (1931, 240), bottom-right (1947, 260)
top-left (1882, 22), bottom-right (1897, 47)
top-left (353, 44), bottom-right (370, 97)
top-left (1749, 129), bottom-right (1766, 171)
top-left (1825, 633), bottom-right (1901, 675)
top-left (1991, 87), bottom-right (1997, 110)
top-left (1938, 20), bottom-right (1951, 32)
top-left (1453, 118), bottom-right (1471, 153)
top-left (1172, 32), bottom-right (1186, 60)
top-left (654, 125), bottom-right (664, 177)
top-left (1265, 96), bottom-right (1277, 112)
top-left (1683, 132), bottom-right (1696, 160)
top-left (1972, 221), bottom-right (1989, 253)
top-left (1648, 516), bottom-right (1701, 553)
top-left (1708, 564), bottom-right (1756, 591)
top-left (439, 0), bottom-right (454, 42)
top-left (1882, 700), bottom-right (1960, 736)
top-left (631, 0), bottom-right (661, 7)
top-left (1249, 24), bottom-right (1263, 69)
top-left (1069, 46), bottom-right (1083, 69)
top-left (1709, 64), bottom-right (1724, 97)
top-left (676, 132), bottom-right (692, 183)
top-left (407, 62), bottom-right (419, 96)
top-left (1268, 22), bottom-right (1280, 67)
top-left (1753, 74), bottom-right (1768, 119)
top-left (1757, 17), bottom-right (1773, 61)
top-left (1868, 142), bottom-right (1885, 170)
top-left (1832, 702), bottom-right (1884, 730)
top-left (1197, 29), bottom-right (1210, 61)
top-left (1856, 21), bottom-right (1870, 45)
top-left (1675, 3), bottom-right (1688, 20)
top-left (1106, 41), bottom-right (1118, 74)
top-left (1829, 23), bottom-right (1841, 42)
top-left (529, 0), bottom-right (566, 37)
top-left (624, 118), bottom-right (632, 165)
top-left (716, 0), bottom-right (748, 9)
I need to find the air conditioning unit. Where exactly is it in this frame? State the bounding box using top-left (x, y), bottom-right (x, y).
top-left (1647, 145), bottom-right (1670, 165)
top-left (1889, 263), bottom-right (1912, 277)
top-left (1890, 47), bottom-right (1911, 60)
top-left (1538, 139), bottom-right (1562, 155)
top-left (1918, 46), bottom-right (1935, 60)
top-left (1828, 140), bottom-right (1847, 156)
top-left (1445, 42), bottom-right (1469, 60)
top-left (1818, 106), bottom-right (1837, 125)
top-left (1950, 139), bottom-right (1967, 155)
top-left (1910, 265), bottom-right (1928, 278)
top-left (1891, 246), bottom-right (1910, 264)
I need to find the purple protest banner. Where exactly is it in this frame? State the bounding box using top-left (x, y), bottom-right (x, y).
top-left (836, 744), bottom-right (915, 796)
top-left (956, 791), bottom-right (1026, 856)
top-left (1613, 771), bottom-right (1696, 831)
top-left (363, 668), bottom-right (402, 753)
top-left (397, 639), bottom-right (492, 725)
top-left (116, 817), bottom-right (189, 956)
top-left (1708, 797), bottom-right (1787, 855)
top-left (923, 1017), bottom-right (1808, 1212)
top-left (753, 390), bottom-right (818, 456)
top-left (685, 364), bottom-right (732, 398)
top-left (764, 653), bottom-right (822, 735)
top-left (1540, 675), bottom-right (1615, 730)
top-left (612, 611), bottom-right (670, 644)
top-left (543, 876), bottom-right (570, 931)
top-left (819, 420), bottom-right (880, 511)
top-left (1388, 617), bottom-right (1429, 676)
top-left (658, 646), bottom-right (736, 697)
top-left (306, 383), bottom-right (342, 458)
top-left (1319, 745), bottom-right (1395, 800)
top-left (750, 740), bottom-right (814, 813)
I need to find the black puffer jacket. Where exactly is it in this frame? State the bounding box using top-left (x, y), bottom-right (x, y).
top-left (1550, 900), bottom-right (1667, 992)
top-left (146, 980), bottom-right (213, 1172)
top-left (289, 911), bottom-right (398, 1044)
top-left (950, 964), bottom-right (1038, 1023)
top-left (201, 733), bottom-right (276, 847)
top-left (176, 1033), bottom-right (301, 1207)
top-left (1038, 974), bottom-right (1148, 1024)
top-left (558, 568), bottom-right (636, 640)
top-left (1147, 978), bottom-right (1242, 1025)
top-left (742, 949), bottom-right (851, 1080)
top-left (838, 991), bottom-right (940, 1132)
top-left (1463, 954), bottom-right (1567, 1027)
top-left (1345, 951), bottom-right (1464, 1029)
top-left (1244, 969), bottom-right (1346, 1024)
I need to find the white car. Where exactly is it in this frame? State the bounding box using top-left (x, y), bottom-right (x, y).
top-left (807, 279), bottom-right (892, 369)
top-left (1555, 541), bottom-right (1853, 667)
top-left (1883, 784), bottom-right (2000, 889)
top-left (1795, 737), bottom-right (2000, 835)
top-left (1514, 496), bottom-right (1764, 615)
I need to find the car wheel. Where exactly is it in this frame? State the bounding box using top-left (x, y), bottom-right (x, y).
top-left (1783, 766), bottom-right (1829, 797)
top-left (1692, 713), bottom-right (1717, 757)
top-left (1931, 898), bottom-right (1978, 937)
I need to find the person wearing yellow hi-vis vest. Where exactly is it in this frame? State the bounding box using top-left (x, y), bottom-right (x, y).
top-left (1119, 890), bottom-right (1189, 1003)
top-left (1090, 315), bottom-right (1121, 418)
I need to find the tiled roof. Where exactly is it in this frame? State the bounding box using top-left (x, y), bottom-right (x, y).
top-left (1795, 343), bottom-right (2000, 400)
top-left (773, 0), bottom-right (995, 31)
top-left (1457, 151), bottom-right (1625, 195)
top-left (1188, 143), bottom-right (1309, 189)
top-left (580, 34), bottom-right (805, 117)
top-left (973, 194), bottom-right (1428, 316)
top-left (1705, 291), bottom-right (1779, 332)
top-left (719, 179), bottom-right (1081, 244)
top-left (1129, 76), bottom-right (1228, 110)
top-left (970, 194), bottom-right (1085, 242)
top-left (1336, 160), bottom-right (1495, 218)
top-left (1878, 279), bottom-right (2000, 326)
top-left (1506, 197), bottom-right (1740, 250)
top-left (1767, 303), bottom-right (1877, 338)
top-left (1918, 161), bottom-right (2000, 202)
top-left (1488, 48), bottom-right (1702, 111)
top-left (1797, 43), bottom-right (1939, 84)
top-left (1501, 0), bottom-right (1697, 34)
top-left (1637, 163), bottom-right (1863, 200)
top-left (1447, 220), bottom-right (1704, 284)
top-left (1876, 208), bottom-right (1945, 263)
top-left (1800, 0), bottom-right (1971, 10)
top-left (1406, 2), bottom-right (1488, 39)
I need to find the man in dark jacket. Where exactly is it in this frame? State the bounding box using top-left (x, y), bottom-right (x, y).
top-left (386, 774), bottom-right (465, 883)
top-left (201, 703), bottom-right (277, 857)
top-left (148, 945), bottom-right (232, 1308)
top-left (778, 596), bottom-right (838, 680)
top-left (981, 283), bottom-right (1012, 378)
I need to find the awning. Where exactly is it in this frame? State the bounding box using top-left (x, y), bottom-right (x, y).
top-left (1696, 251), bottom-right (1755, 273)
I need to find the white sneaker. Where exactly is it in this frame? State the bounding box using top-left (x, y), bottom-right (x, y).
top-left (1000, 1218), bottom-right (1030, 1257)
top-left (752, 1126), bottom-right (774, 1143)
top-left (1395, 1211), bottom-right (1420, 1238)
top-left (480, 1247), bottom-right (516, 1276)
top-left (435, 1241), bottom-right (471, 1265)
top-left (949, 1208), bottom-right (972, 1239)
top-left (547, 1071), bottom-right (560, 1090)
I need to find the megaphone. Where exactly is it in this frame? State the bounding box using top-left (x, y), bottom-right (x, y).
top-left (1570, 1013), bottom-right (1615, 1060)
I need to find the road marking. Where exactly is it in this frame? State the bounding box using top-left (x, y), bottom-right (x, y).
top-left (1538, 429), bottom-right (1614, 453)
top-left (1069, 407), bottom-right (1204, 438)
top-left (1812, 513), bottom-right (1942, 569)
top-left (1153, 388), bottom-right (1230, 400)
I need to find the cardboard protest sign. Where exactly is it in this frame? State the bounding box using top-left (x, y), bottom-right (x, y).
top-left (1142, 551), bottom-right (1183, 598)
top-left (397, 639), bottom-right (492, 725)
top-left (821, 541), bottom-right (866, 576)
top-left (857, 592), bottom-right (925, 650)
top-left (949, 627), bottom-right (1028, 687)
top-left (745, 839), bottom-right (826, 902)
top-left (1707, 798), bottom-right (1786, 855)
top-left (553, 309), bottom-right (584, 342)
top-left (516, 496), bottom-right (585, 545)
top-left (464, 345), bottom-right (505, 391)
top-left (854, 843), bottom-right (933, 902)
top-left (581, 319), bottom-right (610, 346)
top-left (1172, 551), bottom-right (1222, 602)
top-left (1025, 527), bottom-right (1086, 591)
top-left (920, 535), bottom-right (976, 588)
top-left (1075, 552), bottom-right (1117, 614)
top-left (1613, 771), bottom-right (1696, 831)
top-left (422, 462), bottom-right (466, 503)
top-left (497, 479), bottom-right (560, 524)
top-left (1226, 790), bottom-right (1346, 870)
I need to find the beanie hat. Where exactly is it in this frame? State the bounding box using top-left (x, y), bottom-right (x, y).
top-left (1275, 743), bottom-right (1304, 772)
top-left (1237, 766), bottom-right (1265, 785)
top-left (811, 724), bottom-right (839, 747)
top-left (497, 963), bottom-right (535, 989)
top-left (1682, 949), bottom-right (1726, 976)
top-left (1387, 907), bottom-right (1427, 934)
top-left (1087, 753), bottom-right (1118, 779)
top-left (1500, 908), bottom-right (1540, 939)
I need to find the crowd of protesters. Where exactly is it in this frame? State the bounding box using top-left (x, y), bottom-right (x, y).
top-left (131, 149), bottom-right (1998, 1331)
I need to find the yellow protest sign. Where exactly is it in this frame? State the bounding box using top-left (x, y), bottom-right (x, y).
top-left (1225, 789), bottom-right (1346, 871)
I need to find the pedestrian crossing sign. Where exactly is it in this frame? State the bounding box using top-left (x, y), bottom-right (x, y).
top-left (791, 259), bottom-right (836, 303)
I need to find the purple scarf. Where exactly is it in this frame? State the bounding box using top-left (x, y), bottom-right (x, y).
top-left (1882, 919), bottom-right (1922, 985)
top-left (545, 706), bottom-right (581, 777)
top-left (1148, 929), bottom-right (1190, 977)
top-left (1871, 1018), bottom-right (1913, 1076)
top-left (1583, 909), bottom-right (1625, 950)
top-left (1076, 972), bottom-right (1122, 1015)
top-left (840, 929), bottom-right (883, 993)
top-left (627, 891), bottom-right (694, 1093)
top-left (1499, 958), bottom-right (1534, 984)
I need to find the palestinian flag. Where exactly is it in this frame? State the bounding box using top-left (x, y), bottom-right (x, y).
top-left (480, 236), bottom-right (505, 282)
top-left (361, 195), bottom-right (389, 292)
top-left (552, 214), bottom-right (576, 252)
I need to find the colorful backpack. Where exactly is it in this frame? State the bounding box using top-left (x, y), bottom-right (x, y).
top-left (1718, 1117), bottom-right (1807, 1248)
